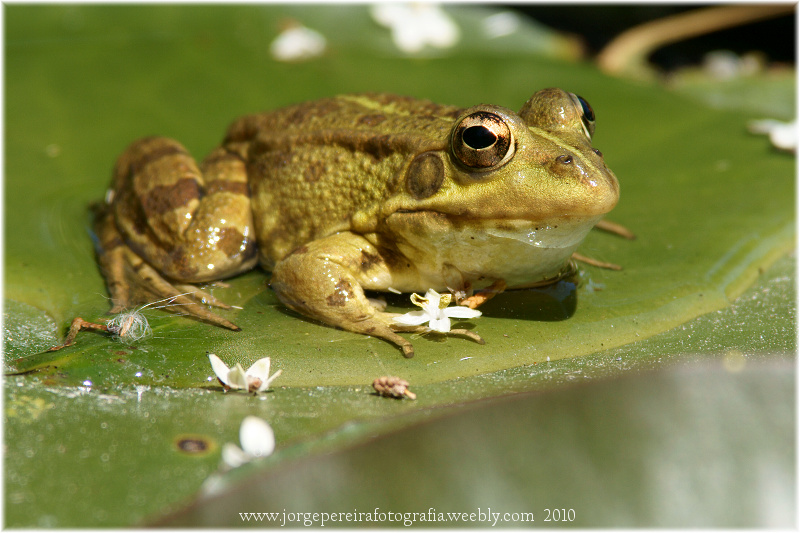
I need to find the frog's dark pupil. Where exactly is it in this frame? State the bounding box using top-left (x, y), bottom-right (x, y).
top-left (463, 126), bottom-right (497, 149)
top-left (576, 95), bottom-right (595, 122)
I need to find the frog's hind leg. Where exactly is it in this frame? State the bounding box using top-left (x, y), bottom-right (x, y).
top-left (94, 202), bottom-right (240, 331)
top-left (270, 233), bottom-right (435, 358)
top-left (93, 136), bottom-right (260, 329)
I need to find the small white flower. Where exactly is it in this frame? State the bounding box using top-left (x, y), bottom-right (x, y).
top-left (392, 288), bottom-right (481, 333)
top-left (481, 11), bottom-right (521, 39)
top-left (748, 119), bottom-right (797, 153)
top-left (371, 3), bottom-right (459, 54)
top-left (208, 353), bottom-right (282, 393)
top-left (221, 416), bottom-right (275, 469)
top-left (269, 24), bottom-right (326, 62)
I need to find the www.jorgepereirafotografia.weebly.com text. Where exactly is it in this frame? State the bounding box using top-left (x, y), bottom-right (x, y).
top-left (239, 507), bottom-right (576, 526)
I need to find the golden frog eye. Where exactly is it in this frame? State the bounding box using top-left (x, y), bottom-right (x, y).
top-left (451, 111), bottom-right (514, 169)
top-left (569, 92), bottom-right (595, 140)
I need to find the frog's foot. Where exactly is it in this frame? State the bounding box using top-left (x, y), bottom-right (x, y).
top-left (576, 219), bottom-right (632, 271)
top-left (274, 268), bottom-right (418, 357)
top-left (594, 219), bottom-right (636, 240)
top-left (389, 320), bottom-right (484, 350)
top-left (571, 252), bottom-right (622, 271)
top-left (95, 209), bottom-right (241, 330)
top-left (173, 284), bottom-right (233, 310)
top-left (272, 232), bottom-right (485, 358)
top-left (448, 328), bottom-right (485, 345)
top-left (458, 279), bottom-right (507, 309)
top-left (48, 317), bottom-right (110, 352)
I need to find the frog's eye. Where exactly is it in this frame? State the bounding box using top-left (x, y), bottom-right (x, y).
top-left (569, 93), bottom-right (595, 140)
top-left (451, 112), bottom-right (515, 169)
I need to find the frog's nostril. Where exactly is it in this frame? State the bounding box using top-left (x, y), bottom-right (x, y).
top-left (593, 148), bottom-right (603, 157)
top-left (556, 154), bottom-right (573, 164)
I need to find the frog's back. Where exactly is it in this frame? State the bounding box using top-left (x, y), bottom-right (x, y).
top-left (225, 93), bottom-right (463, 141)
top-left (225, 94), bottom-right (463, 267)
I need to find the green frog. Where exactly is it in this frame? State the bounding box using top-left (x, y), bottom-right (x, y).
top-left (94, 89), bottom-right (619, 357)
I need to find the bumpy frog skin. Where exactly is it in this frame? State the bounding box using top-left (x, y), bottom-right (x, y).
top-left (95, 89), bottom-right (619, 357)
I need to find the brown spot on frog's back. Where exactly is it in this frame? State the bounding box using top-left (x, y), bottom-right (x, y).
top-left (290, 244), bottom-right (310, 256)
top-left (326, 279), bottom-right (355, 307)
top-left (358, 114), bottom-right (386, 127)
top-left (140, 178), bottom-right (203, 216)
top-left (126, 141), bottom-right (189, 176)
top-left (361, 134), bottom-right (394, 161)
top-left (303, 160), bottom-right (327, 183)
top-left (360, 250), bottom-right (382, 271)
top-left (217, 227), bottom-right (256, 258)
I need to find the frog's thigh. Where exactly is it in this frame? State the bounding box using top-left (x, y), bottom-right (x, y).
top-left (112, 138), bottom-right (257, 282)
top-left (271, 233), bottom-right (416, 357)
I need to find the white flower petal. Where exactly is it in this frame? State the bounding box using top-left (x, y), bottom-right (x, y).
top-left (769, 123), bottom-right (797, 151)
top-left (239, 416), bottom-right (275, 458)
top-left (748, 119), bottom-right (784, 135)
top-left (428, 315), bottom-right (451, 333)
top-left (226, 364), bottom-right (249, 390)
top-left (208, 353), bottom-right (232, 386)
top-left (425, 8), bottom-right (459, 48)
top-left (392, 310), bottom-right (432, 326)
top-left (221, 443), bottom-right (251, 469)
top-left (423, 288), bottom-right (441, 303)
top-left (245, 357), bottom-right (272, 381)
top-left (444, 306), bottom-right (482, 319)
top-left (393, 23), bottom-right (426, 53)
top-left (256, 369), bottom-right (283, 393)
top-left (270, 26), bottom-right (326, 62)
top-left (370, 4), bottom-right (406, 26)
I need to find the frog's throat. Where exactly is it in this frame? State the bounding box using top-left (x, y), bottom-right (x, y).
top-left (383, 212), bottom-right (602, 292)
top-left (479, 216), bottom-right (603, 249)
top-left (388, 213), bottom-right (604, 250)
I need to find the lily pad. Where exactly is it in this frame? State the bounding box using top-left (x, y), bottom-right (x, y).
top-left (4, 4), bottom-right (795, 527)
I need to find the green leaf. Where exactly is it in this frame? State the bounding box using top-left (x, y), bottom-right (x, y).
top-left (4, 4), bottom-right (794, 527)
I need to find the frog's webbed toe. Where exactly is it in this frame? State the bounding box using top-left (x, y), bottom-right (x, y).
top-left (173, 283), bottom-right (233, 310)
top-left (389, 319), bottom-right (485, 347)
top-left (94, 208), bottom-right (240, 330)
top-left (458, 279), bottom-right (508, 309)
top-left (444, 328), bottom-right (485, 345)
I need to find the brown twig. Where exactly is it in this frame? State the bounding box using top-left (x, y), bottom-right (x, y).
top-left (598, 4), bottom-right (795, 78)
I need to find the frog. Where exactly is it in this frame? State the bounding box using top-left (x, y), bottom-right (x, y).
top-left (93, 89), bottom-right (619, 358)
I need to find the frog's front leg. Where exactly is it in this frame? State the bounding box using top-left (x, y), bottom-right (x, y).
top-left (271, 233), bottom-right (461, 358)
top-left (97, 137), bottom-right (258, 328)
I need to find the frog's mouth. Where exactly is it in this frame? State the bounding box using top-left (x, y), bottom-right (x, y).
top-left (480, 215), bottom-right (603, 250)
top-left (386, 210), bottom-right (602, 251)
